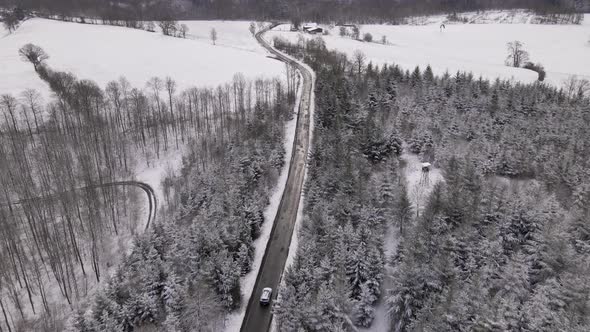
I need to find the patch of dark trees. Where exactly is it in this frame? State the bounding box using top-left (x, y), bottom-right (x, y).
top-left (0, 0), bottom-right (586, 23)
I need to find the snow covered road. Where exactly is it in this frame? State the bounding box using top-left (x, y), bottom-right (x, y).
top-left (240, 24), bottom-right (314, 332)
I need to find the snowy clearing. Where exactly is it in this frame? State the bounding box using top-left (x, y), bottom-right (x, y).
top-left (359, 152), bottom-right (443, 331)
top-left (0, 18), bottom-right (284, 99)
top-left (359, 223), bottom-right (400, 332)
top-left (401, 152), bottom-right (444, 216)
top-left (269, 14), bottom-right (590, 88)
top-left (133, 146), bottom-right (185, 204)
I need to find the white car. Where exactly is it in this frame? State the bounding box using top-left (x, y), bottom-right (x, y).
top-left (260, 287), bottom-right (272, 306)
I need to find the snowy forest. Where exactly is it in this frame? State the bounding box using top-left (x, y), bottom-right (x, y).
top-left (1, 0), bottom-right (587, 22)
top-left (271, 36), bottom-right (590, 331)
top-left (2, 0), bottom-right (590, 330)
top-left (0, 44), bottom-right (296, 331)
top-left (67, 80), bottom-right (293, 332)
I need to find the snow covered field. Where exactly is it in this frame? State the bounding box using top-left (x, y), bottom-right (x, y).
top-left (269, 13), bottom-right (590, 88)
top-left (0, 18), bottom-right (284, 99)
top-left (181, 20), bottom-right (262, 52)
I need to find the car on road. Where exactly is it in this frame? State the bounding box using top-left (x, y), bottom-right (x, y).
top-left (260, 287), bottom-right (273, 306)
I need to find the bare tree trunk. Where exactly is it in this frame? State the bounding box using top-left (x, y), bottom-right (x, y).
top-left (0, 298), bottom-right (12, 332)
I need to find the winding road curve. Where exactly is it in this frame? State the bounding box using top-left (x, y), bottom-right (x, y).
top-left (240, 24), bottom-right (314, 332)
top-left (1, 181), bottom-right (157, 231)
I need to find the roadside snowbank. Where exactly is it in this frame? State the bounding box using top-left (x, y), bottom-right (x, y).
top-left (257, 30), bottom-right (318, 332)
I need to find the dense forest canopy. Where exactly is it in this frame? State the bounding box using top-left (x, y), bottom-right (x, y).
top-left (1, 0), bottom-right (588, 21)
top-left (270, 35), bottom-right (590, 332)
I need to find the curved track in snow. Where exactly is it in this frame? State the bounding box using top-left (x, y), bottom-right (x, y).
top-left (240, 24), bottom-right (314, 332)
top-left (1, 181), bottom-right (157, 231)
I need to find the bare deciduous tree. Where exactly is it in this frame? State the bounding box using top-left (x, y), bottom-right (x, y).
top-left (146, 21), bottom-right (156, 32)
top-left (18, 44), bottom-right (49, 71)
top-left (353, 50), bottom-right (366, 75)
top-left (505, 40), bottom-right (529, 68)
top-left (210, 28), bottom-right (218, 45)
top-left (179, 24), bottom-right (189, 38)
top-left (20, 89), bottom-right (44, 133)
top-left (563, 76), bottom-right (590, 99)
top-left (2, 11), bottom-right (19, 33)
top-left (1, 94), bottom-right (19, 131)
top-left (291, 16), bottom-right (302, 30)
top-left (339, 26), bottom-right (347, 37)
top-left (352, 25), bottom-right (360, 40)
top-left (158, 20), bottom-right (178, 36)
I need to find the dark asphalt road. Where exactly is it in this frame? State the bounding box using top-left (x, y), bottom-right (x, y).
top-left (240, 25), bottom-right (314, 332)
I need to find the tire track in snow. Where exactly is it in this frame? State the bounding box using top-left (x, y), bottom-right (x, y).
top-left (1, 181), bottom-right (157, 231)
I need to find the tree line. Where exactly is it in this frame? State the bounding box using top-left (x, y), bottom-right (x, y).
top-left (1, 44), bottom-right (295, 331)
top-left (271, 35), bottom-right (590, 331)
top-left (1, 0), bottom-right (585, 23)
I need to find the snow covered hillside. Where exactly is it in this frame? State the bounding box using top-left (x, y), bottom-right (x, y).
top-left (0, 18), bottom-right (284, 98)
top-left (269, 13), bottom-right (590, 88)
top-left (396, 9), bottom-right (588, 25)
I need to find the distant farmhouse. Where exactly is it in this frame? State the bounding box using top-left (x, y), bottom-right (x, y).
top-left (302, 25), bottom-right (324, 34)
